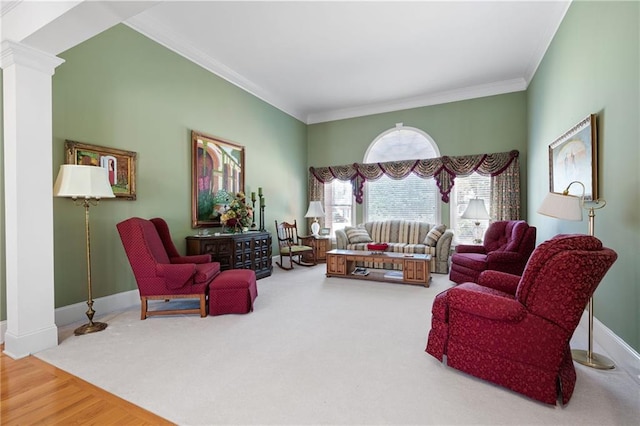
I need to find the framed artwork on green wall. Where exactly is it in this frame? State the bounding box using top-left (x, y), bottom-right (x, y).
top-left (548, 114), bottom-right (598, 200)
top-left (191, 130), bottom-right (245, 228)
top-left (64, 140), bottom-right (137, 200)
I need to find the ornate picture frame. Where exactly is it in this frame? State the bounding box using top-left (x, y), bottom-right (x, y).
top-left (64, 140), bottom-right (137, 200)
top-left (548, 114), bottom-right (598, 200)
top-left (191, 130), bottom-right (245, 228)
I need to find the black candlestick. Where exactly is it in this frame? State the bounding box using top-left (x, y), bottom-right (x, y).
top-left (251, 199), bottom-right (257, 229)
top-left (259, 193), bottom-right (265, 231)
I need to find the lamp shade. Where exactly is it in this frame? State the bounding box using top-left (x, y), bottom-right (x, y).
top-left (461, 198), bottom-right (490, 220)
top-left (53, 165), bottom-right (115, 199)
top-left (537, 191), bottom-right (582, 221)
top-left (304, 201), bottom-right (325, 218)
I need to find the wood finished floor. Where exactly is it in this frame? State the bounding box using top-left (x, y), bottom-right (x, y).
top-left (1, 345), bottom-right (173, 425)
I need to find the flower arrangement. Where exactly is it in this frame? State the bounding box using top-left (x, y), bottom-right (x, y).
top-left (220, 192), bottom-right (253, 231)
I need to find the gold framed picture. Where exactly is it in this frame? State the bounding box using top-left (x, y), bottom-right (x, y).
top-left (64, 140), bottom-right (137, 200)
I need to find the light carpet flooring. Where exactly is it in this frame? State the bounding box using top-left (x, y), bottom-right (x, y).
top-left (36, 265), bottom-right (639, 425)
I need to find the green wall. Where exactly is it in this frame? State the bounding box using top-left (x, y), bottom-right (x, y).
top-left (307, 92), bottom-right (529, 225)
top-left (527, 1), bottom-right (639, 351)
top-left (50, 25), bottom-right (307, 307)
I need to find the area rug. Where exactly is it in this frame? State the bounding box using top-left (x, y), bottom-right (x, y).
top-left (36, 266), bottom-right (639, 425)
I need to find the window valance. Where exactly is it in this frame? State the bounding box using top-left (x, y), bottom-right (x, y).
top-left (309, 150), bottom-right (519, 203)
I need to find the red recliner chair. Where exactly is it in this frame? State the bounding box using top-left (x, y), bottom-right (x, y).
top-left (426, 234), bottom-right (617, 405)
top-left (449, 220), bottom-right (536, 284)
top-left (117, 217), bottom-right (220, 319)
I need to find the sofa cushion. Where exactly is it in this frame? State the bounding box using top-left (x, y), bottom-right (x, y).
top-left (367, 220), bottom-right (430, 244)
top-left (425, 224), bottom-right (447, 246)
top-left (344, 226), bottom-right (373, 244)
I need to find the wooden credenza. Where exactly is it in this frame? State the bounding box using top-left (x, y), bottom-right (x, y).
top-left (186, 231), bottom-right (272, 279)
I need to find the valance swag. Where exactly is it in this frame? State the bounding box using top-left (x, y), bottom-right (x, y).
top-left (309, 150), bottom-right (519, 204)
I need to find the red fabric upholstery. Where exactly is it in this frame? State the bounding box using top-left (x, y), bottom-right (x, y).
top-left (449, 220), bottom-right (536, 284)
top-left (209, 269), bottom-right (258, 316)
top-left (426, 234), bottom-right (617, 405)
top-left (150, 217), bottom-right (212, 264)
top-left (117, 217), bottom-right (221, 318)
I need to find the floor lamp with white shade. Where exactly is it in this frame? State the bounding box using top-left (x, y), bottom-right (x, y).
top-left (53, 164), bottom-right (115, 336)
top-left (537, 180), bottom-right (614, 369)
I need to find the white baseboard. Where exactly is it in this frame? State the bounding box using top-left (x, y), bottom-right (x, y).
top-left (580, 311), bottom-right (640, 385)
top-left (54, 289), bottom-right (140, 327)
top-left (1, 289), bottom-right (140, 346)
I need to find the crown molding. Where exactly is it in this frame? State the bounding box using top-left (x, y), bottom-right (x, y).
top-left (306, 79), bottom-right (527, 124)
top-left (522, 1), bottom-right (571, 84)
top-left (126, 14), bottom-right (529, 125)
top-left (1, 0), bottom-right (22, 17)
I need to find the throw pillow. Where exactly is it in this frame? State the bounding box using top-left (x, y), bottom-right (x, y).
top-left (424, 224), bottom-right (447, 247)
top-left (345, 226), bottom-right (373, 244)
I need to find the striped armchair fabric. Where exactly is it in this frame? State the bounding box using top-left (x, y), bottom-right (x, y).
top-left (335, 220), bottom-right (453, 273)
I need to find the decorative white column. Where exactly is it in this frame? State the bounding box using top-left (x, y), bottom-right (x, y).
top-left (1, 41), bottom-right (64, 358)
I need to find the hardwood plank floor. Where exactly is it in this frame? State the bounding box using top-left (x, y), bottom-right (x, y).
top-left (1, 345), bottom-right (173, 425)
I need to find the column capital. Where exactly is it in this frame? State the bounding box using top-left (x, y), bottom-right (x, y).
top-left (1, 40), bottom-right (65, 74)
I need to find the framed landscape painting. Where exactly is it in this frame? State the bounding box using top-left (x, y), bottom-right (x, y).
top-left (64, 140), bottom-right (137, 200)
top-left (191, 130), bottom-right (245, 228)
top-left (548, 114), bottom-right (598, 200)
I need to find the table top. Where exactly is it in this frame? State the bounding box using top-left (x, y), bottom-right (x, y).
top-left (327, 249), bottom-right (431, 261)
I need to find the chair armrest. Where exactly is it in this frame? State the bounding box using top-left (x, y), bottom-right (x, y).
top-left (449, 286), bottom-right (526, 322)
top-left (156, 263), bottom-right (196, 289)
top-left (455, 244), bottom-right (487, 254)
top-left (171, 254), bottom-right (211, 264)
top-left (486, 250), bottom-right (525, 264)
top-left (298, 235), bottom-right (317, 248)
top-left (477, 270), bottom-right (520, 295)
top-left (335, 229), bottom-right (348, 249)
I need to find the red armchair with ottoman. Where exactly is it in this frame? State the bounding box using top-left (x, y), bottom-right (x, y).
top-left (426, 234), bottom-right (617, 405)
top-left (449, 220), bottom-right (536, 284)
top-left (117, 217), bottom-right (220, 319)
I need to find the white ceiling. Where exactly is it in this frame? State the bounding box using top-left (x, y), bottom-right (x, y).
top-left (125, 1), bottom-right (570, 124)
top-left (2, 1), bottom-right (571, 124)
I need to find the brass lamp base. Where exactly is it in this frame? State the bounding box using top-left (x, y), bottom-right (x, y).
top-left (74, 321), bottom-right (108, 336)
top-left (571, 349), bottom-right (615, 370)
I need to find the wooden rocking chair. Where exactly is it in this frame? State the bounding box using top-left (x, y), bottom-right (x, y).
top-left (275, 220), bottom-right (317, 270)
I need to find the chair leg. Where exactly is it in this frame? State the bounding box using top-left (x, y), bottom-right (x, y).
top-left (276, 253), bottom-right (294, 270)
top-left (141, 297), bottom-right (148, 320)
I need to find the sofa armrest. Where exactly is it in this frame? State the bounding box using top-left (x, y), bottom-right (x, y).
top-left (435, 230), bottom-right (454, 258)
top-left (335, 229), bottom-right (348, 249)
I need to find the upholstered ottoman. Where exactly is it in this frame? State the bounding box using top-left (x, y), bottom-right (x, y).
top-left (208, 269), bottom-right (257, 316)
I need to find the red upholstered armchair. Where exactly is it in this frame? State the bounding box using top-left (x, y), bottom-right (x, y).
top-left (426, 234), bottom-right (617, 405)
top-left (449, 220), bottom-right (536, 284)
top-left (117, 217), bottom-right (220, 319)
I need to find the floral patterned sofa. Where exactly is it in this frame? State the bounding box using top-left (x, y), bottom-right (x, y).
top-left (335, 220), bottom-right (453, 273)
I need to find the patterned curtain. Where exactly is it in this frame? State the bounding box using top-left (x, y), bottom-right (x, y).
top-left (309, 150), bottom-right (520, 216)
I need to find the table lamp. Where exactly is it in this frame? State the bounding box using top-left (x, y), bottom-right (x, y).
top-left (304, 201), bottom-right (325, 236)
top-left (537, 180), bottom-right (613, 369)
top-left (461, 198), bottom-right (490, 243)
top-left (54, 164), bottom-right (115, 335)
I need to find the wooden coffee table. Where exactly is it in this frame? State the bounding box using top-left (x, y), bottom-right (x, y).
top-left (326, 249), bottom-right (431, 287)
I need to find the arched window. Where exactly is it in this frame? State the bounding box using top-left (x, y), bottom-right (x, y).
top-left (363, 124), bottom-right (440, 223)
